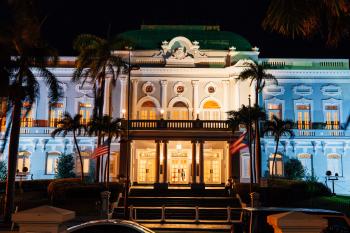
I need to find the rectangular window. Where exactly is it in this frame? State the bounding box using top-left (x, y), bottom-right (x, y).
top-left (46, 155), bottom-right (59, 174)
top-left (49, 103), bottom-right (64, 127)
top-left (79, 103), bottom-right (92, 125)
top-left (296, 104), bottom-right (311, 129)
top-left (325, 105), bottom-right (340, 130)
top-left (21, 105), bottom-right (33, 127)
top-left (267, 103), bottom-right (282, 120)
top-left (327, 154), bottom-right (341, 176)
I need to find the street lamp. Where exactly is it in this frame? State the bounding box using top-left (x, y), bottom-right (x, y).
top-left (326, 170), bottom-right (338, 195)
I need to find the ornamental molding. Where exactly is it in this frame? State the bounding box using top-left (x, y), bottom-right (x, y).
top-left (265, 69), bottom-right (350, 77)
top-left (173, 81), bottom-right (186, 96)
top-left (159, 37), bottom-right (207, 60)
top-left (321, 84), bottom-right (342, 96)
top-left (263, 84), bottom-right (285, 96)
top-left (205, 82), bottom-right (217, 96)
top-left (142, 81), bottom-right (155, 96)
top-left (293, 84), bottom-right (313, 96)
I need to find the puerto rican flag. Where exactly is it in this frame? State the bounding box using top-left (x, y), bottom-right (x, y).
top-left (229, 132), bottom-right (248, 155)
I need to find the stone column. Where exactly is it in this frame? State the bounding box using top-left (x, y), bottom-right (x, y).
top-left (228, 141), bottom-right (233, 178)
top-left (155, 140), bottom-right (161, 183)
top-left (103, 76), bottom-right (112, 115)
top-left (222, 80), bottom-right (229, 119)
top-left (234, 80), bottom-right (240, 110)
top-left (119, 139), bottom-right (129, 179)
top-left (119, 76), bottom-right (128, 118)
top-left (160, 80), bottom-right (168, 119)
top-left (131, 79), bottom-right (138, 119)
top-left (191, 140), bottom-right (197, 184)
top-left (163, 140), bottom-right (168, 183)
top-left (250, 80), bottom-right (256, 105)
top-left (192, 80), bottom-right (199, 119)
top-left (199, 140), bottom-right (205, 184)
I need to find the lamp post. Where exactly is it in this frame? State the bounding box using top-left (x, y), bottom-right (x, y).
top-left (326, 171), bottom-right (338, 195)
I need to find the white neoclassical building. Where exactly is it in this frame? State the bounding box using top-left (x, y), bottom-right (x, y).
top-left (1, 25), bottom-right (350, 194)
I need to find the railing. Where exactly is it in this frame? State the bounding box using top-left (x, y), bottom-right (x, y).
top-left (128, 205), bottom-right (241, 223)
top-left (128, 120), bottom-right (230, 131)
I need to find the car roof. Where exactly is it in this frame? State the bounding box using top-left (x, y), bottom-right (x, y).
top-left (67, 219), bottom-right (156, 233)
top-left (243, 207), bottom-right (343, 214)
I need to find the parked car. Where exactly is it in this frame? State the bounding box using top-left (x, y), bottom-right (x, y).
top-left (232, 207), bottom-right (350, 233)
top-left (67, 219), bottom-right (156, 233)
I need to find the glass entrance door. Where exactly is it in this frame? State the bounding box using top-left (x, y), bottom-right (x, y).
top-left (138, 159), bottom-right (156, 183)
top-left (170, 159), bottom-right (188, 184)
top-left (204, 159), bottom-right (220, 184)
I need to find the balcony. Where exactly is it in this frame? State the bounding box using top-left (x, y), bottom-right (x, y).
top-left (127, 119), bottom-right (230, 131)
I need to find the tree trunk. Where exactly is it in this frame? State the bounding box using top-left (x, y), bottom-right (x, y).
top-left (73, 131), bottom-right (84, 182)
top-left (255, 87), bottom-right (261, 184)
top-left (272, 137), bottom-right (280, 176)
top-left (4, 98), bottom-right (21, 223)
top-left (248, 124), bottom-right (254, 193)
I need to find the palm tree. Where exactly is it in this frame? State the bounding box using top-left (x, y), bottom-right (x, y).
top-left (73, 34), bottom-right (128, 180)
top-left (237, 62), bottom-right (277, 183)
top-left (227, 104), bottom-right (266, 192)
top-left (88, 115), bottom-right (123, 187)
top-left (263, 115), bottom-right (294, 176)
top-left (0, 0), bottom-right (62, 222)
top-left (51, 113), bottom-right (86, 181)
top-left (262, 0), bottom-right (350, 46)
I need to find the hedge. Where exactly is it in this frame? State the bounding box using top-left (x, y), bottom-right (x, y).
top-left (236, 178), bottom-right (331, 206)
top-left (48, 178), bottom-right (123, 203)
top-left (0, 179), bottom-right (52, 193)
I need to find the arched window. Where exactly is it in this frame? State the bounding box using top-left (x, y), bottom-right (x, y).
top-left (269, 153), bottom-right (283, 176)
top-left (46, 151), bottom-right (60, 174)
top-left (298, 153), bottom-right (312, 176)
top-left (202, 100), bottom-right (221, 120)
top-left (327, 153), bottom-right (342, 176)
top-left (139, 101), bottom-right (157, 120)
top-left (171, 101), bottom-right (189, 120)
top-left (17, 151), bottom-right (31, 173)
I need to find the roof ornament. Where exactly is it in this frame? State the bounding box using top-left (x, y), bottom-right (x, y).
top-left (252, 46), bottom-right (259, 52)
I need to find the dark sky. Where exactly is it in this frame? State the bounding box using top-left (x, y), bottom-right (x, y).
top-left (37, 0), bottom-right (350, 58)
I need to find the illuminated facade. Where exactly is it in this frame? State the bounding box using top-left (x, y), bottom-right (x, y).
top-left (1, 25), bottom-right (350, 194)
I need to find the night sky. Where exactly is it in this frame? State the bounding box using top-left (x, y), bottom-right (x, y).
top-left (36, 0), bottom-right (350, 58)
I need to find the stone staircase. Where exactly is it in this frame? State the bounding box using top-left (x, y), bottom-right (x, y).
top-left (113, 187), bottom-right (242, 231)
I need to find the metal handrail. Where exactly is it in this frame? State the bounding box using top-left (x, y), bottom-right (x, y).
top-left (128, 205), bottom-right (242, 222)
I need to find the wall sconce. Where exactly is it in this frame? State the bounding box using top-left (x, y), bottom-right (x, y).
top-left (122, 109), bottom-right (126, 118)
top-left (160, 109), bottom-right (165, 119)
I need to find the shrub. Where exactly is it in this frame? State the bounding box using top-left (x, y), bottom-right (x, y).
top-left (284, 158), bottom-right (305, 180)
top-left (56, 153), bottom-right (75, 179)
top-left (0, 160), bottom-right (7, 181)
top-left (48, 178), bottom-right (123, 203)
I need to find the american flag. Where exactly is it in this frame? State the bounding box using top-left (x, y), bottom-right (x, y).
top-left (229, 132), bottom-right (248, 155)
top-left (91, 145), bottom-right (109, 159)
